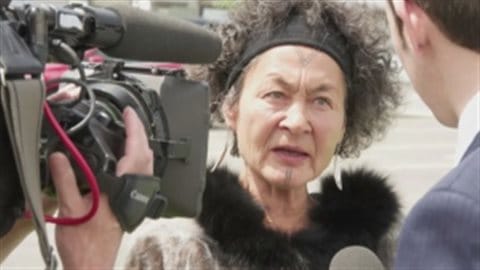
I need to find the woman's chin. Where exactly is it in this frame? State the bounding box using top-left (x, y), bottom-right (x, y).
top-left (261, 166), bottom-right (312, 188)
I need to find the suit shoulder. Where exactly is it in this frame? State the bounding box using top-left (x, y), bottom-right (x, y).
top-left (433, 148), bottom-right (479, 202)
top-left (396, 187), bottom-right (480, 270)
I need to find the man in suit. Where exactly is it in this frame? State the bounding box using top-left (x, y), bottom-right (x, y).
top-left (385, 1), bottom-right (479, 269)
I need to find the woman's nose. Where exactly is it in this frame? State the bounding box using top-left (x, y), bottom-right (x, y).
top-left (279, 103), bottom-right (312, 134)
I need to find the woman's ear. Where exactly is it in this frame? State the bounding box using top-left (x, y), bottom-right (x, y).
top-left (221, 101), bottom-right (238, 130)
top-left (394, 0), bottom-right (430, 52)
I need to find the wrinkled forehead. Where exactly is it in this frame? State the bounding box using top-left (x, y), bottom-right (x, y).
top-left (245, 45), bottom-right (347, 89)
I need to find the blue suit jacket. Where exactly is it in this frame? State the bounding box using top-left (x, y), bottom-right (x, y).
top-left (395, 132), bottom-right (480, 270)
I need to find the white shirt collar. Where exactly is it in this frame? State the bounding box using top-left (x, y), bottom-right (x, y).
top-left (455, 91), bottom-right (480, 164)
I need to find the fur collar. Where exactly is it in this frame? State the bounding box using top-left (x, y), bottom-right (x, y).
top-left (197, 167), bottom-right (400, 270)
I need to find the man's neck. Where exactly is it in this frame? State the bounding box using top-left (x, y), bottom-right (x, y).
top-left (436, 45), bottom-right (480, 122)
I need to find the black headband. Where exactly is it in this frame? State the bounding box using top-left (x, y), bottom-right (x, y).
top-left (225, 14), bottom-right (352, 90)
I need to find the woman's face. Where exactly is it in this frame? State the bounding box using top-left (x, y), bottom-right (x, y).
top-left (225, 45), bottom-right (347, 188)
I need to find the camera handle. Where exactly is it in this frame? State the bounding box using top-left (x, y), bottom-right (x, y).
top-left (97, 173), bottom-right (167, 232)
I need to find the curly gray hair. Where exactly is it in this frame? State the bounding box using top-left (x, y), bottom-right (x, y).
top-left (189, 0), bottom-right (402, 158)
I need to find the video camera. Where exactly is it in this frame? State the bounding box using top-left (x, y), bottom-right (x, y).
top-left (0, 0), bottom-right (220, 266)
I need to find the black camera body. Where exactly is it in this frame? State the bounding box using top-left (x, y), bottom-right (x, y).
top-left (41, 62), bottom-right (163, 194)
top-left (40, 61), bottom-right (173, 232)
top-left (0, 1), bottom-right (212, 238)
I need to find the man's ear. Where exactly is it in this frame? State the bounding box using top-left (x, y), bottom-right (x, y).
top-left (221, 101), bottom-right (238, 130)
top-left (393, 0), bottom-right (430, 52)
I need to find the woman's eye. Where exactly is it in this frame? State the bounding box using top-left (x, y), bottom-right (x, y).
top-left (313, 97), bottom-right (332, 108)
top-left (264, 91), bottom-right (286, 100)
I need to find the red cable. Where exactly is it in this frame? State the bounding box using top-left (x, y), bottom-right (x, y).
top-left (23, 67), bottom-right (100, 224)
top-left (40, 102), bottom-right (100, 225)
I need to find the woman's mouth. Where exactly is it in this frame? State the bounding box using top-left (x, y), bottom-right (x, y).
top-left (272, 146), bottom-right (309, 166)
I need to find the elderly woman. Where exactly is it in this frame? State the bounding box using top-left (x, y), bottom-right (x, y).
top-left (124, 0), bottom-right (402, 269)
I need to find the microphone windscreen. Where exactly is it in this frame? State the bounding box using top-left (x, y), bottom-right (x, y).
top-left (102, 6), bottom-right (221, 64)
top-left (329, 246), bottom-right (385, 270)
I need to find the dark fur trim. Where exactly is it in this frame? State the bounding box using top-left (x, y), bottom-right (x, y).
top-left (313, 168), bottom-right (400, 241)
top-left (197, 167), bottom-right (400, 270)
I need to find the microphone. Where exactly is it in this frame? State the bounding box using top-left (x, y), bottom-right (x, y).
top-left (9, 3), bottom-right (222, 64)
top-left (94, 6), bottom-right (222, 63)
top-left (329, 246), bottom-right (385, 270)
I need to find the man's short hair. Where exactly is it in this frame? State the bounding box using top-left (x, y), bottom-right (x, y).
top-left (388, 0), bottom-right (480, 52)
top-left (416, 0), bottom-right (479, 51)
